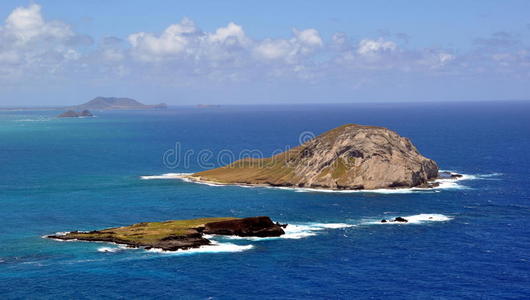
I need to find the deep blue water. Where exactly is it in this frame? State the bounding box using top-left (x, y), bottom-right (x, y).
top-left (1, 102), bottom-right (529, 299)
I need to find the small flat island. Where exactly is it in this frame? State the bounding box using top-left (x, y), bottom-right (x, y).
top-left (179, 124), bottom-right (451, 190)
top-left (47, 216), bottom-right (286, 251)
top-left (57, 110), bottom-right (94, 118)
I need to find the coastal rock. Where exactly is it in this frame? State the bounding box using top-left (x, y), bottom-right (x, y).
top-left (438, 171), bottom-right (463, 179)
top-left (393, 217), bottom-right (408, 223)
top-left (380, 217), bottom-right (408, 223)
top-left (202, 216), bottom-right (285, 237)
top-left (191, 124), bottom-right (439, 190)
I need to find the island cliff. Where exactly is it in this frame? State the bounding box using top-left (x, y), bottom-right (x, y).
top-left (188, 124), bottom-right (439, 190)
top-left (47, 216), bottom-right (285, 251)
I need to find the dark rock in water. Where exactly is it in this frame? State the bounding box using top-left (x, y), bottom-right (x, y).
top-left (393, 217), bottom-right (408, 223)
top-left (203, 216), bottom-right (285, 237)
top-left (381, 219), bottom-right (388, 223)
top-left (276, 222), bottom-right (288, 228)
top-left (57, 110), bottom-right (80, 118)
top-left (438, 171), bottom-right (463, 179)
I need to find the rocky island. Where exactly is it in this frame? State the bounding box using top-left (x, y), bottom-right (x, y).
top-left (57, 110), bottom-right (94, 118)
top-left (182, 124), bottom-right (442, 190)
top-left (47, 216), bottom-right (285, 251)
top-left (70, 97), bottom-right (167, 110)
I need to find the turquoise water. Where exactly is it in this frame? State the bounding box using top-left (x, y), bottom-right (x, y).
top-left (1, 102), bottom-right (529, 298)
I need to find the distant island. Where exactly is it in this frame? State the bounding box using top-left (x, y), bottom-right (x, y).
top-left (47, 216), bottom-right (286, 251)
top-left (196, 104), bottom-right (221, 108)
top-left (0, 96), bottom-right (167, 111)
top-left (69, 97), bottom-right (167, 110)
top-left (177, 124), bottom-right (448, 190)
top-left (57, 110), bottom-right (94, 118)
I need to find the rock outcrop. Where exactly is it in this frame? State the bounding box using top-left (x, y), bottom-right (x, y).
top-left (381, 217), bottom-right (409, 223)
top-left (57, 110), bottom-right (93, 118)
top-left (190, 124), bottom-right (439, 190)
top-left (47, 216), bottom-right (286, 251)
top-left (202, 216), bottom-right (285, 237)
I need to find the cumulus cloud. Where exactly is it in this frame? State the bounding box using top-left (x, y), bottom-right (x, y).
top-left (0, 4), bottom-right (85, 81)
top-left (254, 28), bottom-right (323, 63)
top-left (0, 3), bottom-right (528, 95)
top-left (127, 18), bottom-right (253, 64)
top-left (357, 38), bottom-right (397, 55)
top-left (4, 4), bottom-right (73, 44)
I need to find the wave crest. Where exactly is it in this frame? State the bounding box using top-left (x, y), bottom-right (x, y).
top-left (363, 213), bottom-right (453, 225)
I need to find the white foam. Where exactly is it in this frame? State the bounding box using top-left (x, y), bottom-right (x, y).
top-left (97, 247), bottom-right (121, 253)
top-left (363, 213), bottom-right (453, 225)
top-left (140, 173), bottom-right (192, 180)
top-left (97, 245), bottom-right (130, 253)
top-left (145, 240), bottom-right (253, 255)
top-left (140, 170), bottom-right (498, 194)
top-left (15, 118), bottom-right (51, 122)
top-left (216, 223), bottom-right (355, 241)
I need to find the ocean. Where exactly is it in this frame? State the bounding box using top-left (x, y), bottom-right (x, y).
top-left (0, 101), bottom-right (529, 299)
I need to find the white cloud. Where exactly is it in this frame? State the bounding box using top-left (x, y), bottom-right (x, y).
top-left (0, 4), bottom-right (82, 82)
top-left (0, 3), bottom-right (528, 95)
top-left (4, 4), bottom-right (72, 44)
top-left (254, 28), bottom-right (323, 63)
top-left (128, 18), bottom-right (251, 63)
top-left (207, 22), bottom-right (248, 45)
top-left (357, 38), bottom-right (397, 55)
top-left (128, 18), bottom-right (199, 61)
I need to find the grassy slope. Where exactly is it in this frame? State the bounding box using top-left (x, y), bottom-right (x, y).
top-left (193, 124), bottom-right (376, 185)
top-left (62, 217), bottom-right (237, 244)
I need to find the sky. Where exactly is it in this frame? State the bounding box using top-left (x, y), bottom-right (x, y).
top-left (0, 0), bottom-right (529, 106)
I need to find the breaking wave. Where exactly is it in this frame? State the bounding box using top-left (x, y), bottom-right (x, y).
top-left (362, 213), bottom-right (453, 225)
top-left (97, 245), bottom-right (130, 253)
top-left (216, 223), bottom-right (355, 241)
top-left (144, 241), bottom-right (253, 255)
top-left (140, 173), bottom-right (192, 180)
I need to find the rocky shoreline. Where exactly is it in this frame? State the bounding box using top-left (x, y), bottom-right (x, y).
top-left (171, 171), bottom-right (464, 191)
top-left (47, 216), bottom-right (286, 251)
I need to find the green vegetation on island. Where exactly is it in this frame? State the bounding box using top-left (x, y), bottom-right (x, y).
top-left (47, 216), bottom-right (286, 251)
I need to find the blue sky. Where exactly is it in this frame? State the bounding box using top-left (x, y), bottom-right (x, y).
top-left (0, 1), bottom-right (529, 105)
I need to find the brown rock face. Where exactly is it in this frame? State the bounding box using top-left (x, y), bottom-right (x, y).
top-left (192, 124), bottom-right (439, 190)
top-left (202, 216), bottom-right (285, 237)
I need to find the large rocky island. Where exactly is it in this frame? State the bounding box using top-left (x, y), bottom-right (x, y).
top-left (70, 97), bottom-right (167, 110)
top-left (184, 124), bottom-right (440, 190)
top-left (47, 216), bottom-right (285, 251)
